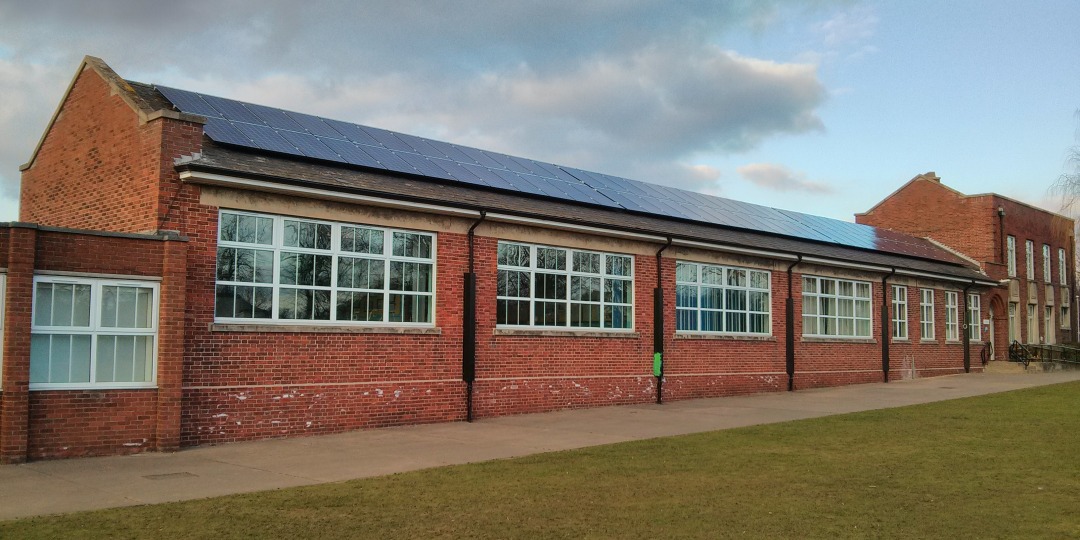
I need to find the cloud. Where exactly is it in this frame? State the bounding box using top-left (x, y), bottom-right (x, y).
top-left (0, 0), bottom-right (839, 216)
top-left (737, 162), bottom-right (834, 194)
top-left (816, 6), bottom-right (878, 48)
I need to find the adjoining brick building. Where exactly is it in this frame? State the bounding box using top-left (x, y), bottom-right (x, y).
top-left (856, 172), bottom-right (1076, 357)
top-left (0, 57), bottom-right (999, 462)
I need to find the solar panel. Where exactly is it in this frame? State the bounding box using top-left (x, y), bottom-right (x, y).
top-left (322, 119), bottom-right (384, 147)
top-left (159, 85), bottom-right (967, 265)
top-left (202, 118), bottom-right (253, 147)
top-left (231, 122), bottom-right (303, 155)
top-left (396, 151), bottom-right (455, 180)
top-left (359, 145), bottom-right (417, 174)
top-left (155, 86), bottom-right (221, 118)
top-left (285, 111), bottom-right (345, 139)
top-left (277, 130), bottom-right (344, 162)
top-left (200, 95), bottom-right (265, 125)
top-left (319, 137), bottom-right (386, 169)
top-left (360, 127), bottom-right (415, 152)
top-left (246, 103), bottom-right (306, 133)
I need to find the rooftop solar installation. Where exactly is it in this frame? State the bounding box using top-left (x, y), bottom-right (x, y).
top-left (155, 85), bottom-right (963, 265)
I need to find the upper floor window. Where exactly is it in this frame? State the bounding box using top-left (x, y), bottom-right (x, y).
top-left (1043, 244), bottom-right (1051, 283)
top-left (496, 241), bottom-right (633, 329)
top-left (1025, 240), bottom-right (1034, 281)
top-left (1059, 248), bottom-right (1067, 286)
top-left (945, 291), bottom-right (959, 341)
top-left (1006, 236), bottom-right (1016, 277)
top-left (216, 210), bottom-right (435, 325)
top-left (31, 276), bottom-right (158, 390)
top-left (891, 285), bottom-right (907, 339)
top-left (967, 293), bottom-right (981, 341)
top-left (675, 262), bottom-right (771, 335)
top-left (919, 288), bottom-right (935, 340)
top-left (802, 276), bottom-right (872, 338)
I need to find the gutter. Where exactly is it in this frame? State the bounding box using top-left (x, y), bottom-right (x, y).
top-left (654, 238), bottom-right (673, 404)
top-left (881, 268), bottom-right (897, 382)
top-left (785, 256), bottom-right (802, 391)
top-left (463, 211), bottom-right (486, 422)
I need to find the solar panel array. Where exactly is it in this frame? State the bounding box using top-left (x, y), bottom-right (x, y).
top-left (156, 85), bottom-right (959, 264)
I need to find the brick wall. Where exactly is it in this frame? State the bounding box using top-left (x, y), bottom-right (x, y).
top-left (0, 227), bottom-right (180, 462)
top-left (20, 68), bottom-right (163, 232)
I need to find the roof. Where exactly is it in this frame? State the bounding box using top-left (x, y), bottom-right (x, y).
top-left (66, 57), bottom-right (993, 284)
top-left (178, 142), bottom-right (993, 282)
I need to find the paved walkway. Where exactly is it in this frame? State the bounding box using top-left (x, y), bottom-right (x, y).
top-left (3, 370), bottom-right (1079, 520)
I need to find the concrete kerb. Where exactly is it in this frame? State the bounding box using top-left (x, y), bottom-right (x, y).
top-left (2, 371), bottom-right (1078, 521)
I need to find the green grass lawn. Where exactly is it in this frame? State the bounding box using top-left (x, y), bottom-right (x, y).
top-left (5, 382), bottom-right (1080, 539)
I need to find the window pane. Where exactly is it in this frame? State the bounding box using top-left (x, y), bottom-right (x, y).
top-left (606, 255), bottom-right (631, 277)
top-left (117, 287), bottom-right (137, 327)
top-left (571, 276), bottom-right (601, 301)
top-left (538, 247), bottom-right (567, 270)
top-left (726, 289), bottom-right (747, 312)
top-left (703, 310), bottom-right (723, 332)
top-left (701, 266), bottom-right (723, 285)
top-left (535, 274), bottom-right (566, 300)
top-left (114, 335), bottom-right (136, 382)
top-left (570, 303), bottom-right (601, 328)
top-left (572, 251), bottom-right (599, 273)
top-left (497, 299), bottom-right (530, 325)
top-left (72, 285), bottom-right (91, 326)
top-left (605, 305), bottom-right (631, 329)
top-left (750, 271), bottom-right (769, 289)
top-left (802, 315), bottom-right (818, 335)
top-left (676, 263), bottom-right (697, 283)
top-left (802, 277), bottom-right (816, 293)
top-left (219, 212), bottom-right (238, 242)
top-left (30, 334), bottom-right (50, 383)
top-left (101, 286), bottom-right (118, 327)
top-left (534, 301), bottom-right (566, 326)
top-left (217, 247), bottom-right (236, 281)
top-left (726, 269), bottom-right (746, 287)
top-left (676, 285), bottom-right (698, 308)
top-left (677, 308), bottom-right (697, 331)
top-left (750, 313), bottom-right (769, 333)
top-left (725, 311), bottom-right (747, 333)
top-left (35, 283), bottom-right (54, 327)
top-left (605, 279), bottom-right (631, 304)
top-left (54, 284), bottom-right (73, 326)
top-left (749, 291), bottom-right (769, 312)
top-left (96, 335), bottom-right (116, 382)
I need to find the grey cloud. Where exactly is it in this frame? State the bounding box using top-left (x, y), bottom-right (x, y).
top-left (0, 0), bottom-right (840, 207)
top-left (737, 162), bottom-right (834, 194)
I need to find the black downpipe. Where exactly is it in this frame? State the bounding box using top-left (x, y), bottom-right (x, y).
top-left (463, 211), bottom-right (486, 422)
top-left (654, 238), bottom-right (673, 404)
top-left (962, 281), bottom-right (975, 373)
top-left (785, 256), bottom-right (802, 391)
top-left (881, 268), bottom-right (897, 382)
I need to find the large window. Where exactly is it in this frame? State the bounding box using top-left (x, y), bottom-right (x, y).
top-left (967, 293), bottom-right (981, 341)
top-left (802, 276), bottom-right (872, 338)
top-left (675, 262), bottom-right (771, 335)
top-left (1043, 244), bottom-right (1052, 283)
top-left (891, 285), bottom-right (908, 339)
top-left (1026, 240), bottom-right (1034, 281)
top-left (1059, 248), bottom-right (1067, 286)
top-left (945, 291), bottom-right (959, 341)
top-left (496, 242), bottom-right (633, 329)
top-left (216, 211), bottom-right (435, 324)
top-left (1006, 236), bottom-right (1016, 277)
top-left (31, 276), bottom-right (158, 389)
top-left (920, 288), bottom-right (935, 340)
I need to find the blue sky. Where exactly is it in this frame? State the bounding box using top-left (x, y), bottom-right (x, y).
top-left (0, 1), bottom-right (1077, 223)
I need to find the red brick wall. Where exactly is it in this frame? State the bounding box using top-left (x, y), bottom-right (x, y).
top-left (28, 390), bottom-right (158, 459)
top-left (0, 227), bottom-right (179, 461)
top-left (177, 201), bottom-right (469, 446)
top-left (20, 68), bottom-right (164, 233)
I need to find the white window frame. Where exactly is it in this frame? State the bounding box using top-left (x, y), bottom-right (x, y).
top-left (675, 261), bottom-right (772, 336)
top-left (1045, 305), bottom-right (1054, 343)
top-left (802, 276), bottom-right (873, 338)
top-left (495, 241), bottom-right (634, 331)
top-left (1027, 303), bottom-right (1037, 343)
top-left (30, 276), bottom-right (159, 391)
top-left (1026, 240), bottom-right (1034, 281)
top-left (1061, 305), bottom-right (1071, 330)
top-left (215, 210), bottom-right (437, 326)
top-left (1059, 248), bottom-right (1067, 286)
top-left (1043, 244), bottom-right (1051, 283)
top-left (1006, 236), bottom-right (1016, 278)
top-left (891, 285), bottom-right (908, 340)
top-left (967, 293), bottom-right (981, 341)
top-left (920, 288), bottom-right (935, 341)
top-left (945, 291), bottom-right (959, 341)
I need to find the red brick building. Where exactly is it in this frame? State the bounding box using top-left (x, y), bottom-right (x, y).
top-left (856, 172), bottom-right (1076, 356)
top-left (0, 58), bottom-right (998, 462)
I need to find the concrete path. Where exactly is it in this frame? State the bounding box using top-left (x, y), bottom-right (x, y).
top-left (3, 370), bottom-right (1078, 521)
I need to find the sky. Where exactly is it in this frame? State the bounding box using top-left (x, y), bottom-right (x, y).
top-left (1, 1), bottom-right (1078, 224)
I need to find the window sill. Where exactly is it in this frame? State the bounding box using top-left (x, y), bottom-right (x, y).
top-left (801, 337), bottom-right (877, 344)
top-left (29, 385), bottom-right (158, 392)
top-left (920, 339), bottom-right (938, 343)
top-left (675, 333), bottom-right (775, 342)
top-left (494, 328), bottom-right (639, 339)
top-left (209, 323), bottom-right (441, 335)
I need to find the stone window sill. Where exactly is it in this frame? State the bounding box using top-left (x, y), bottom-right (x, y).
top-left (494, 328), bottom-right (639, 339)
top-left (209, 323), bottom-right (441, 335)
top-left (801, 337), bottom-right (877, 345)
